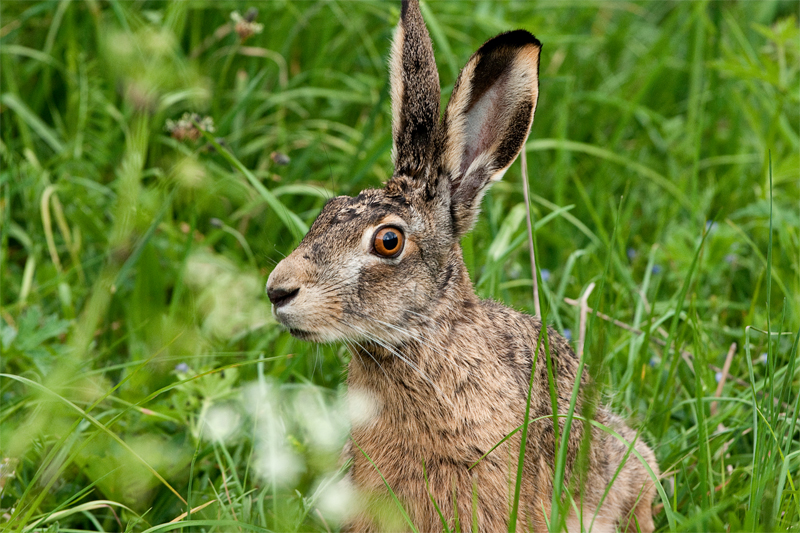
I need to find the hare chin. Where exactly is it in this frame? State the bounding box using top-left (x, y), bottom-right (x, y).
top-left (287, 328), bottom-right (327, 342)
top-left (280, 321), bottom-right (344, 344)
top-left (273, 315), bottom-right (322, 341)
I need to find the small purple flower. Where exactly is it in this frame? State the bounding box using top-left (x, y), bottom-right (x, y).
top-left (175, 362), bottom-right (190, 373)
top-left (540, 269), bottom-right (551, 282)
top-left (652, 265), bottom-right (662, 274)
top-left (725, 254), bottom-right (737, 264)
top-left (758, 353), bottom-right (768, 365)
top-left (705, 220), bottom-right (718, 233)
top-left (649, 357), bottom-right (658, 368)
top-left (627, 248), bottom-right (637, 261)
top-left (562, 328), bottom-right (572, 341)
top-left (715, 371), bottom-right (723, 383)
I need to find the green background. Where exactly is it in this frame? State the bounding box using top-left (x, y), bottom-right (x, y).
top-left (1, 1), bottom-right (798, 531)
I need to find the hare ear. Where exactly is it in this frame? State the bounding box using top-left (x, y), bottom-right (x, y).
top-left (440, 30), bottom-right (541, 237)
top-left (390, 0), bottom-right (440, 179)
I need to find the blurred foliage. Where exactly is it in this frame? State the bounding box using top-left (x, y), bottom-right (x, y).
top-left (0, 0), bottom-right (798, 531)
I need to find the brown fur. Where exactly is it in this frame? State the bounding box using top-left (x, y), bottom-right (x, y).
top-left (266, 1), bottom-right (659, 530)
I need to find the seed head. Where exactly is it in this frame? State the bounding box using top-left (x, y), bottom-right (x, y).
top-left (231, 9), bottom-right (264, 41)
top-left (165, 112), bottom-right (215, 142)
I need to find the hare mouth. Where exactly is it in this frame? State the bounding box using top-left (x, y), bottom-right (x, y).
top-left (288, 327), bottom-right (325, 342)
top-left (289, 327), bottom-right (311, 338)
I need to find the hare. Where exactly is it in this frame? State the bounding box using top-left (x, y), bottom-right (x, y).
top-left (266, 0), bottom-right (659, 531)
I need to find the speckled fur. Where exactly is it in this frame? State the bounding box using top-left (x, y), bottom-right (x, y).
top-left (266, 1), bottom-right (658, 530)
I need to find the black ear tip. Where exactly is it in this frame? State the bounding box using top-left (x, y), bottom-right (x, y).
top-left (481, 30), bottom-right (542, 54)
top-left (496, 30), bottom-right (542, 48)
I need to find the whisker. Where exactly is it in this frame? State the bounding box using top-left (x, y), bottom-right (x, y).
top-left (313, 344), bottom-right (322, 379)
top-left (347, 337), bottom-right (390, 381)
top-left (364, 315), bottom-right (463, 374)
top-left (272, 246), bottom-right (287, 259)
top-left (403, 307), bottom-right (464, 330)
top-left (343, 340), bottom-right (367, 371)
top-left (343, 320), bottom-right (442, 396)
top-left (286, 282), bottom-right (465, 388)
top-left (346, 308), bottom-right (465, 377)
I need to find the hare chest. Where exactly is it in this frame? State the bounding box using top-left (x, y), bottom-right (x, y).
top-left (344, 341), bottom-right (536, 531)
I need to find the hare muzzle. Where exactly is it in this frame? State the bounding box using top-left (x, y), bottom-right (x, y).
top-left (265, 254), bottom-right (322, 338)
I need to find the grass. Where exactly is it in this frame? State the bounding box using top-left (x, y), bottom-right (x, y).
top-left (1, 0), bottom-right (799, 531)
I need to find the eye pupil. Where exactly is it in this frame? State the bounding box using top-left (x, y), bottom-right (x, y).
top-left (382, 231), bottom-right (398, 251)
top-left (373, 226), bottom-right (405, 257)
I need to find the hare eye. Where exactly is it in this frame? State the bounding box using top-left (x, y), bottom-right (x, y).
top-left (373, 227), bottom-right (405, 258)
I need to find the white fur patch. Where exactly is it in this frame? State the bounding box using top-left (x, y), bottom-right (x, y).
top-left (389, 22), bottom-right (406, 165)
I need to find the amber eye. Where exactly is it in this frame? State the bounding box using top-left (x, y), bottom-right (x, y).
top-left (373, 226), bottom-right (405, 258)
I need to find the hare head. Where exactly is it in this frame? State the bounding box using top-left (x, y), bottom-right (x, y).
top-left (266, 0), bottom-right (540, 345)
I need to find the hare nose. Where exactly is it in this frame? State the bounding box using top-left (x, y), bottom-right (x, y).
top-left (267, 286), bottom-right (299, 308)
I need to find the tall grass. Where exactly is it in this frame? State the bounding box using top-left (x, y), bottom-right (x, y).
top-left (1, 1), bottom-right (798, 531)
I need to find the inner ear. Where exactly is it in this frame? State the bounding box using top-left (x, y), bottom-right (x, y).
top-left (438, 30), bottom-right (541, 237)
top-left (461, 73), bottom-right (512, 177)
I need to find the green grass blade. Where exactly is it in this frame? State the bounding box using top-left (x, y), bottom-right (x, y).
top-left (550, 196), bottom-right (623, 530)
top-left (198, 130), bottom-right (308, 241)
top-left (508, 224), bottom-right (546, 532)
top-left (351, 438), bottom-right (418, 533)
top-left (526, 139), bottom-right (692, 212)
top-left (653, 224), bottom-right (710, 436)
top-left (0, 373), bottom-right (188, 506)
top-left (422, 459), bottom-right (452, 533)
top-left (0, 93), bottom-right (65, 153)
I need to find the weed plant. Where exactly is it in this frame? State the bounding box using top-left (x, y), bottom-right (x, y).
top-left (0, 1), bottom-right (798, 531)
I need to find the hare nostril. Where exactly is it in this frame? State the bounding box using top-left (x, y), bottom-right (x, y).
top-left (268, 287), bottom-right (300, 307)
